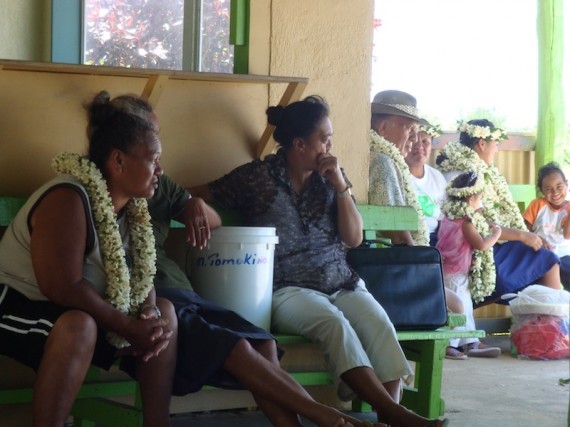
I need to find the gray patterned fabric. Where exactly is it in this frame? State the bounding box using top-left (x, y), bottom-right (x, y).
top-left (209, 149), bottom-right (359, 294)
top-left (368, 151), bottom-right (407, 206)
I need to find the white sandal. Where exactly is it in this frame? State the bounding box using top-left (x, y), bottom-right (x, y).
top-left (445, 346), bottom-right (467, 360)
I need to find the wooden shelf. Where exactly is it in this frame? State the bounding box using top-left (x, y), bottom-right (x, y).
top-left (0, 59), bottom-right (309, 157)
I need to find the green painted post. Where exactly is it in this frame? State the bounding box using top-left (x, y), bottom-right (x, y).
top-left (536, 0), bottom-right (565, 168)
top-left (230, 0), bottom-right (250, 74)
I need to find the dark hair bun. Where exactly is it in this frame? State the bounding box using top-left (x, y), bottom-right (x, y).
top-left (266, 105), bottom-right (285, 126)
top-left (86, 91), bottom-right (116, 136)
top-left (451, 171), bottom-right (479, 189)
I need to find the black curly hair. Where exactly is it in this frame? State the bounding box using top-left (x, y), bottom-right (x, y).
top-left (265, 95), bottom-right (330, 149)
top-left (448, 171), bottom-right (480, 201)
top-left (536, 161), bottom-right (567, 191)
top-left (459, 119), bottom-right (495, 149)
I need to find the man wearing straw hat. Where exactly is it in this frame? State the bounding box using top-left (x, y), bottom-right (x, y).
top-left (368, 90), bottom-right (431, 247)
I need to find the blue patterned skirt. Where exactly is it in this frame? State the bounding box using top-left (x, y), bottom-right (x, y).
top-left (488, 241), bottom-right (560, 303)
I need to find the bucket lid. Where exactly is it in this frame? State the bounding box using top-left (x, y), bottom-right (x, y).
top-left (209, 226), bottom-right (279, 244)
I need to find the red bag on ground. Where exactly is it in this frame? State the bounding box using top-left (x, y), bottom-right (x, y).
top-left (505, 285), bottom-right (570, 360)
top-left (510, 314), bottom-right (569, 360)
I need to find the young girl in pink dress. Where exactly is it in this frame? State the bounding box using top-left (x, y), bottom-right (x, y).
top-left (437, 171), bottom-right (502, 358)
top-left (523, 162), bottom-right (570, 290)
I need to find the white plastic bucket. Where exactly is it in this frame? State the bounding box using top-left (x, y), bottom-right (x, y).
top-left (189, 226), bottom-right (279, 330)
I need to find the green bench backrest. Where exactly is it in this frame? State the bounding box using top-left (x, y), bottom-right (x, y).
top-left (508, 184), bottom-right (537, 213)
top-left (0, 197), bottom-right (27, 227)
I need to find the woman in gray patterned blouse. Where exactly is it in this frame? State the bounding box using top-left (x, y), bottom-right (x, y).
top-left (191, 96), bottom-right (449, 427)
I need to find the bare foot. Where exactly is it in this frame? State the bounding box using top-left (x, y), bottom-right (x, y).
top-left (334, 419), bottom-right (388, 427)
top-left (379, 406), bottom-right (449, 427)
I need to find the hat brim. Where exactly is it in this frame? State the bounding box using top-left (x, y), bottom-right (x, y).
top-left (371, 103), bottom-right (430, 126)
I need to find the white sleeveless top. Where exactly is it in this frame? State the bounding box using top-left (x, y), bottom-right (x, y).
top-left (0, 175), bottom-right (130, 301)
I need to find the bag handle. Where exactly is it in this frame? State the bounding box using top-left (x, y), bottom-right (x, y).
top-left (360, 239), bottom-right (412, 248)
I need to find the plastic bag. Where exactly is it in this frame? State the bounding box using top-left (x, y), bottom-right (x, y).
top-left (502, 284), bottom-right (570, 317)
top-left (505, 285), bottom-right (570, 360)
top-left (510, 314), bottom-right (569, 360)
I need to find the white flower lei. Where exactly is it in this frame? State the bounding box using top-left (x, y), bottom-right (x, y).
top-left (436, 140), bottom-right (526, 230)
top-left (442, 195), bottom-right (496, 303)
top-left (369, 129), bottom-right (430, 246)
top-left (52, 152), bottom-right (156, 348)
top-left (457, 121), bottom-right (508, 142)
top-left (419, 123), bottom-right (442, 138)
top-left (445, 172), bottom-right (485, 198)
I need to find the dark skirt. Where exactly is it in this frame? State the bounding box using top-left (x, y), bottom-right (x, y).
top-left (156, 287), bottom-right (277, 396)
top-left (488, 241), bottom-right (560, 303)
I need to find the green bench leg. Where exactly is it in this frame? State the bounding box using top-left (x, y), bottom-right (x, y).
top-left (351, 399), bottom-right (372, 412)
top-left (72, 399), bottom-right (143, 427)
top-left (401, 339), bottom-right (446, 418)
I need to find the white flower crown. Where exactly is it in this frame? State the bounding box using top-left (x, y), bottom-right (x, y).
top-left (446, 172), bottom-right (485, 198)
top-left (457, 121), bottom-right (508, 142)
top-left (419, 123), bottom-right (442, 138)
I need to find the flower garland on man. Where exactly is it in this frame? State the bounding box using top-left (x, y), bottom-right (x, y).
top-left (368, 90), bottom-right (430, 246)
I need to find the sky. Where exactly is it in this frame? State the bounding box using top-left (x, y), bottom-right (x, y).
top-left (372, 0), bottom-right (568, 132)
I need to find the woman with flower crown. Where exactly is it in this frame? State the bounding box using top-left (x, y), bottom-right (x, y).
top-left (435, 119), bottom-right (561, 350)
top-left (0, 91), bottom-right (177, 427)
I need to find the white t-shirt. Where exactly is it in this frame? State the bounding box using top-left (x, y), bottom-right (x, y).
top-left (411, 165), bottom-right (448, 233)
top-left (523, 198), bottom-right (570, 258)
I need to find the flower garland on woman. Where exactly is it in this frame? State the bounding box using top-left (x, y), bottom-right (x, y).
top-left (419, 123), bottom-right (442, 139)
top-left (440, 173), bottom-right (497, 302)
top-left (369, 128), bottom-right (430, 246)
top-left (436, 121), bottom-right (526, 231)
top-left (52, 152), bottom-right (156, 348)
top-left (435, 118), bottom-right (561, 308)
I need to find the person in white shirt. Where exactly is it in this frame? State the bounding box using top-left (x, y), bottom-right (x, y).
top-left (406, 124), bottom-right (447, 247)
top-left (523, 162), bottom-right (570, 290)
top-left (406, 124), bottom-right (469, 359)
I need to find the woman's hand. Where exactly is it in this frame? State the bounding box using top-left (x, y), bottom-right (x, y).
top-left (539, 236), bottom-right (553, 250)
top-left (316, 153), bottom-right (346, 192)
top-left (182, 197), bottom-right (215, 249)
top-left (521, 231), bottom-right (543, 251)
top-left (489, 222), bottom-right (501, 236)
top-left (118, 315), bottom-right (173, 362)
top-left (316, 153), bottom-right (363, 247)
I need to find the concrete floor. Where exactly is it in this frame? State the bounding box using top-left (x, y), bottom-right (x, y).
top-left (170, 336), bottom-right (569, 427)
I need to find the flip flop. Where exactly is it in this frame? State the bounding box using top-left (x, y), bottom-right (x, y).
top-left (425, 418), bottom-right (450, 427)
top-left (445, 346), bottom-right (467, 360)
top-left (463, 342), bottom-right (501, 358)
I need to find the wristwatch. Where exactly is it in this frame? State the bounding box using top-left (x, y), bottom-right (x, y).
top-left (139, 303), bottom-right (162, 318)
top-left (337, 185), bottom-right (352, 198)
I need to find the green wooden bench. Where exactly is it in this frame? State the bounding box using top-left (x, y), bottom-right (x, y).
top-left (508, 184), bottom-right (537, 214)
top-left (172, 204), bottom-right (483, 419)
top-left (0, 197), bottom-right (485, 425)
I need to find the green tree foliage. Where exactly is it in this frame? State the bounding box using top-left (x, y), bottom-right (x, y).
top-left (85, 0), bottom-right (185, 69)
top-left (84, 0), bottom-right (233, 72)
top-left (201, 0), bottom-right (233, 73)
